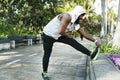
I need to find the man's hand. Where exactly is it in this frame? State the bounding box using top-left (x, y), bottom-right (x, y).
top-left (95, 41), bottom-right (100, 48)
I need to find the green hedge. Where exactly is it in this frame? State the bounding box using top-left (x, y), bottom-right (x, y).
top-left (100, 42), bottom-right (120, 54)
top-left (0, 19), bottom-right (38, 38)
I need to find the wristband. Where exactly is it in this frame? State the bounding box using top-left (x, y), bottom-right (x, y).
top-left (94, 40), bottom-right (98, 43)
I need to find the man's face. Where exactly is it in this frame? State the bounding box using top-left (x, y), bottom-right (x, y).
top-left (78, 13), bottom-right (85, 20)
top-left (75, 13), bottom-right (85, 24)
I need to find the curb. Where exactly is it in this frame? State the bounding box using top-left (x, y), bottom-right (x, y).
top-left (86, 56), bottom-right (96, 80)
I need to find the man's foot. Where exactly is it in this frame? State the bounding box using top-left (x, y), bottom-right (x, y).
top-left (91, 47), bottom-right (99, 60)
top-left (42, 72), bottom-right (49, 80)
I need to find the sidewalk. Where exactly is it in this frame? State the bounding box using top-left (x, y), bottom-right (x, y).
top-left (0, 38), bottom-right (120, 80)
top-left (0, 38), bottom-right (89, 80)
top-left (93, 54), bottom-right (120, 80)
top-left (47, 42), bottom-right (88, 80)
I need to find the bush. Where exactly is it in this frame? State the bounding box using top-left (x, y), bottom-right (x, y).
top-left (0, 19), bottom-right (13, 38)
top-left (100, 42), bottom-right (120, 54)
top-left (0, 18), bottom-right (37, 38)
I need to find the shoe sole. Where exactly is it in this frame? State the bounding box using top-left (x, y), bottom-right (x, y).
top-left (92, 48), bottom-right (100, 60)
top-left (41, 73), bottom-right (49, 80)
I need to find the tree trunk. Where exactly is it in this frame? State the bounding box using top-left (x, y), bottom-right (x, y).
top-left (101, 0), bottom-right (106, 37)
top-left (110, 18), bottom-right (114, 38)
top-left (113, 0), bottom-right (120, 47)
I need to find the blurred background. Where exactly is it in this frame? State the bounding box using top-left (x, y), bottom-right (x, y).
top-left (0, 0), bottom-right (120, 52)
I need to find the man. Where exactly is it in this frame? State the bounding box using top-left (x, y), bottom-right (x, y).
top-left (42, 5), bottom-right (100, 80)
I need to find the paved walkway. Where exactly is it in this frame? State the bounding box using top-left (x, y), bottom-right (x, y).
top-left (93, 54), bottom-right (120, 80)
top-left (1, 38), bottom-right (120, 80)
top-left (0, 38), bottom-right (90, 80)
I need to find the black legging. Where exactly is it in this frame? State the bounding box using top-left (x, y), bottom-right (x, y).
top-left (42, 33), bottom-right (91, 72)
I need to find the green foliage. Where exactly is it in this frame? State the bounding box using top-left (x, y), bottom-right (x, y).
top-left (67, 30), bottom-right (80, 38)
top-left (11, 27), bottom-right (37, 36)
top-left (0, 0), bottom-right (103, 38)
top-left (80, 14), bottom-right (102, 35)
top-left (0, 0), bottom-right (61, 33)
top-left (100, 42), bottom-right (120, 54)
top-left (0, 18), bottom-right (37, 38)
top-left (0, 19), bottom-right (14, 38)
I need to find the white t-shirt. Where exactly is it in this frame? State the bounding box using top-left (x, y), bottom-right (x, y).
top-left (43, 12), bottom-right (80, 40)
top-left (43, 5), bottom-right (86, 40)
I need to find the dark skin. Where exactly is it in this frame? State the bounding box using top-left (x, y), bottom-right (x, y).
top-left (75, 13), bottom-right (85, 24)
top-left (58, 13), bottom-right (100, 48)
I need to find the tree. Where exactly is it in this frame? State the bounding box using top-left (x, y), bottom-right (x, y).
top-left (113, 0), bottom-right (120, 47)
top-left (0, 0), bottom-right (65, 35)
top-left (0, 18), bottom-right (16, 38)
top-left (101, 0), bottom-right (106, 37)
top-left (0, 0), bottom-right (102, 37)
top-left (107, 8), bottom-right (117, 38)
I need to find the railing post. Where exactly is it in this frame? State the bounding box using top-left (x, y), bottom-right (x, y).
top-left (10, 40), bottom-right (15, 48)
top-left (28, 39), bottom-right (32, 46)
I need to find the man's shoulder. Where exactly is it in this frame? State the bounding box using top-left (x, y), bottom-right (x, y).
top-left (58, 12), bottom-right (71, 22)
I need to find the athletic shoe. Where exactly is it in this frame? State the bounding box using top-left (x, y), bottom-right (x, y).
top-left (91, 47), bottom-right (100, 60)
top-left (42, 72), bottom-right (49, 80)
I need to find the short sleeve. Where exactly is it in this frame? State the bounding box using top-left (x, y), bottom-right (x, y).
top-left (75, 24), bottom-right (80, 30)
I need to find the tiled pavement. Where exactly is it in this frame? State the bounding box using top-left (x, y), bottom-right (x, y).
top-left (0, 38), bottom-right (90, 80)
top-left (1, 38), bottom-right (120, 80)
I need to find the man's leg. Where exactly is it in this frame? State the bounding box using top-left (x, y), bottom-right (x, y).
top-left (57, 36), bottom-right (91, 56)
top-left (42, 33), bottom-right (55, 73)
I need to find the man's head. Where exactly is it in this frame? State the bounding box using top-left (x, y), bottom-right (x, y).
top-left (72, 5), bottom-right (86, 24)
top-left (78, 13), bottom-right (86, 20)
top-left (75, 13), bottom-right (86, 24)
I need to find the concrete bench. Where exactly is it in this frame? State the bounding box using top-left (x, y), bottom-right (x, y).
top-left (8, 36), bottom-right (31, 48)
top-left (25, 36), bottom-right (36, 45)
top-left (0, 39), bottom-right (10, 50)
top-left (8, 35), bottom-right (42, 48)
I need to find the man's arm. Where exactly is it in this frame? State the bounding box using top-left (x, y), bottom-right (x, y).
top-left (58, 13), bottom-right (72, 38)
top-left (77, 27), bottom-right (100, 47)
